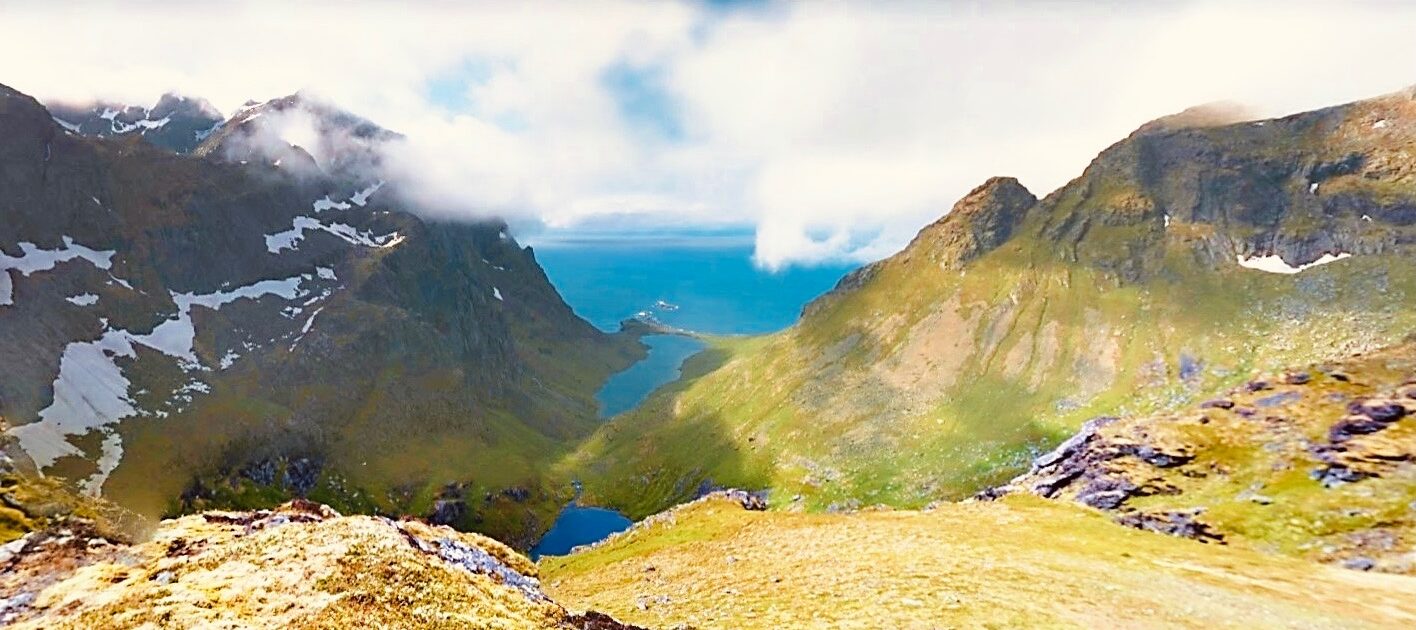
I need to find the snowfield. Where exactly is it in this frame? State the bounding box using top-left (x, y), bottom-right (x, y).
top-left (1236, 252), bottom-right (1352, 274)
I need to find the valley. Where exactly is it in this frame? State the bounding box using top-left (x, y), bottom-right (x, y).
top-left (4, 51), bottom-right (1416, 629)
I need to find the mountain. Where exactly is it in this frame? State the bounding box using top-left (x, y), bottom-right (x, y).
top-left (540, 493), bottom-right (1416, 628)
top-left (997, 338), bottom-right (1416, 574)
top-left (0, 83), bottom-right (643, 547)
top-left (47, 93), bottom-right (224, 154)
top-left (569, 86), bottom-right (1416, 519)
top-left (0, 499), bottom-right (641, 629)
top-left (192, 92), bottom-right (398, 181)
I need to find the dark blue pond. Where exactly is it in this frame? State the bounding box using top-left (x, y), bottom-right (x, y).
top-left (529, 504), bottom-right (633, 560)
top-left (596, 334), bottom-right (706, 418)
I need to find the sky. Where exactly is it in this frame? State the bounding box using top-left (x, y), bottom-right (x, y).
top-left (4, 0), bottom-right (1416, 269)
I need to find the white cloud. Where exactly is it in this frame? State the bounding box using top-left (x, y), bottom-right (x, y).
top-left (3, 1), bottom-right (1415, 268)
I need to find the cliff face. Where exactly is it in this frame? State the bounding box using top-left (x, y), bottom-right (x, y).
top-left (0, 83), bottom-right (641, 546)
top-left (573, 86), bottom-right (1416, 518)
top-left (1031, 86), bottom-right (1416, 281)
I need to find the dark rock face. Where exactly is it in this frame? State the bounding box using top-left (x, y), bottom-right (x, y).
top-left (0, 82), bottom-right (632, 535)
top-left (239, 460), bottom-right (277, 486)
top-left (282, 458), bottom-right (321, 496)
top-left (1311, 465), bottom-right (1368, 488)
top-left (1328, 416), bottom-right (1390, 443)
top-left (1074, 477), bottom-right (1138, 510)
top-left (47, 93), bottom-right (224, 154)
top-left (1349, 400), bottom-right (1408, 423)
top-left (1115, 510), bottom-right (1225, 544)
top-left (429, 483), bottom-right (469, 526)
top-left (566, 611), bottom-right (649, 630)
top-left (1117, 444), bottom-right (1193, 468)
top-left (908, 176), bottom-right (1040, 268)
top-left (1025, 87), bottom-right (1416, 283)
top-left (694, 483), bottom-right (769, 511)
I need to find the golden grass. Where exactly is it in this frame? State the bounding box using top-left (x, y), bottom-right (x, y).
top-left (544, 496), bottom-right (1416, 629)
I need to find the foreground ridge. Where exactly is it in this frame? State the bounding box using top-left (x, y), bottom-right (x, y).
top-left (0, 499), bottom-right (642, 629)
top-left (542, 495), bottom-right (1416, 629)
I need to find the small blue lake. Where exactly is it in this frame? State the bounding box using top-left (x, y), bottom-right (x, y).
top-left (529, 504), bottom-right (633, 560)
top-left (597, 334), bottom-right (706, 418)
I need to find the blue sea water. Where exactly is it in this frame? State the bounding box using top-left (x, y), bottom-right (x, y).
top-left (596, 335), bottom-right (706, 418)
top-left (532, 232), bottom-right (857, 336)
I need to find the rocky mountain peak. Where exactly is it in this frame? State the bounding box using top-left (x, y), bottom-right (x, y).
top-left (45, 92), bottom-right (224, 154)
top-left (194, 92), bottom-right (397, 183)
top-left (902, 175), bottom-right (1038, 268)
top-left (1131, 101), bottom-right (1259, 136)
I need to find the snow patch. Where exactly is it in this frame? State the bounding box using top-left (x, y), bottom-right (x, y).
top-left (1373, 119), bottom-right (1390, 129)
top-left (300, 307), bottom-right (323, 334)
top-left (7, 274), bottom-right (310, 489)
top-left (1309, 182), bottom-right (1320, 194)
top-left (139, 277), bottom-right (306, 361)
top-left (0, 237), bottom-right (115, 276)
top-left (493, 287), bottom-right (503, 301)
top-left (219, 349), bottom-right (241, 370)
top-left (80, 429), bottom-right (124, 495)
top-left (1236, 252), bottom-right (1353, 274)
top-left (107, 274), bottom-right (134, 291)
top-left (52, 117), bottom-right (82, 133)
top-left (311, 195), bottom-right (352, 213)
top-left (265, 216), bottom-right (404, 253)
top-left (65, 293), bottom-right (99, 306)
top-left (9, 329), bottom-right (139, 472)
top-left (0, 237), bottom-right (116, 307)
top-left (194, 120), bottom-right (222, 142)
top-left (350, 181), bottom-right (384, 207)
top-left (316, 266), bottom-right (336, 280)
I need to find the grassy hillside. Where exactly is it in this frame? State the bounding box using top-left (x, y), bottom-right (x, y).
top-left (543, 495), bottom-right (1416, 629)
top-left (567, 87), bottom-right (1416, 519)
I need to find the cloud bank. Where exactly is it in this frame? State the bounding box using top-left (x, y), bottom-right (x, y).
top-left (4, 1), bottom-right (1416, 268)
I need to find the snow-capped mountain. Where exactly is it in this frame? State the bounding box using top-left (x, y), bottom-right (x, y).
top-left (47, 93), bottom-right (224, 154)
top-left (0, 83), bottom-right (641, 547)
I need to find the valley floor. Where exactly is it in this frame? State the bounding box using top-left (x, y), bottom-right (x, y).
top-left (542, 495), bottom-right (1416, 629)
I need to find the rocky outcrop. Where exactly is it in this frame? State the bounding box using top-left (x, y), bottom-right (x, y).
top-left (996, 341), bottom-right (1416, 573)
top-left (903, 176), bottom-right (1039, 268)
top-left (0, 500), bottom-right (643, 629)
